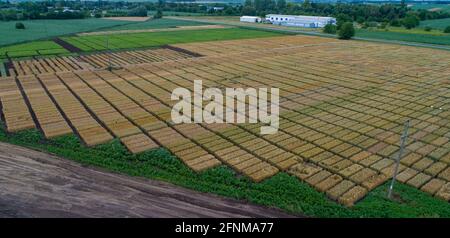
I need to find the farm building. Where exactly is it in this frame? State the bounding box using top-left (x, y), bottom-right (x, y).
top-left (240, 16), bottom-right (262, 23)
top-left (265, 14), bottom-right (336, 28)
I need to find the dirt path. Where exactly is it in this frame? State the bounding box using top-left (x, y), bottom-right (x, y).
top-left (53, 38), bottom-right (82, 53)
top-left (0, 142), bottom-right (296, 218)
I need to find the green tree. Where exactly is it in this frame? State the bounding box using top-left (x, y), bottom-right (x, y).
top-left (242, 6), bottom-right (256, 16)
top-left (402, 15), bottom-right (420, 29)
top-left (444, 26), bottom-right (450, 33)
top-left (323, 23), bottom-right (336, 34)
top-left (338, 22), bottom-right (355, 40)
top-left (153, 9), bottom-right (163, 19)
top-left (390, 18), bottom-right (401, 27)
top-left (128, 6), bottom-right (148, 17)
top-left (15, 22), bottom-right (25, 29)
top-left (277, 0), bottom-right (286, 11)
top-left (400, 0), bottom-right (406, 9)
top-left (302, 0), bottom-right (311, 10)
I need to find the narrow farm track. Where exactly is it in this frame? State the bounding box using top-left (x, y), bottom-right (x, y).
top-left (0, 142), bottom-right (296, 218)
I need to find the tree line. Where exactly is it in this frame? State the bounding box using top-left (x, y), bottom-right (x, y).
top-left (1, 0), bottom-right (450, 30)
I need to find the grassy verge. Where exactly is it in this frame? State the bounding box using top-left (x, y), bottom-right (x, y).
top-left (0, 27), bottom-right (282, 59)
top-left (0, 123), bottom-right (449, 218)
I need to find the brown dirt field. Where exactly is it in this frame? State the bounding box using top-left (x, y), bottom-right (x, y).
top-left (0, 142), bottom-right (296, 218)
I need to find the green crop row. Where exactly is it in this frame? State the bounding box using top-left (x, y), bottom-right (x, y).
top-left (0, 40), bottom-right (69, 59)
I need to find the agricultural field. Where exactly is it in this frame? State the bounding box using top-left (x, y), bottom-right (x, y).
top-left (172, 16), bottom-right (450, 47)
top-left (101, 18), bottom-right (209, 31)
top-left (420, 18), bottom-right (450, 30)
top-left (410, 4), bottom-right (450, 13)
top-left (0, 26), bottom-right (279, 59)
top-left (0, 41), bottom-right (69, 59)
top-left (168, 16), bottom-right (322, 33)
top-left (147, 10), bottom-right (206, 16)
top-left (60, 28), bottom-right (283, 51)
top-left (1, 35), bottom-right (450, 217)
top-left (356, 28), bottom-right (450, 46)
top-left (0, 18), bottom-right (134, 46)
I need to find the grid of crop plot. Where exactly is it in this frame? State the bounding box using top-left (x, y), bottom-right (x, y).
top-left (1, 35), bottom-right (449, 206)
top-left (8, 48), bottom-right (195, 77)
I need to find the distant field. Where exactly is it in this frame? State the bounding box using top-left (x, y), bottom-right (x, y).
top-left (410, 4), bottom-right (450, 13)
top-left (0, 18), bottom-right (134, 46)
top-left (356, 28), bottom-right (450, 46)
top-left (102, 18), bottom-right (209, 31)
top-left (0, 41), bottom-right (69, 59)
top-left (61, 28), bottom-right (283, 51)
top-left (148, 11), bottom-right (206, 16)
top-left (373, 26), bottom-right (446, 35)
top-left (420, 18), bottom-right (450, 30)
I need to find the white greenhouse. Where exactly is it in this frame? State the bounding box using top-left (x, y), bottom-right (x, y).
top-left (265, 14), bottom-right (336, 28)
top-left (240, 16), bottom-right (262, 23)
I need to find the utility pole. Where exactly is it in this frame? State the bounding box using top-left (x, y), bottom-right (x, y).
top-left (387, 119), bottom-right (411, 199)
top-left (106, 36), bottom-right (112, 71)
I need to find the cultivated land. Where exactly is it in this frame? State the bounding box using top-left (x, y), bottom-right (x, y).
top-left (355, 28), bottom-right (450, 46)
top-left (411, 4), bottom-right (450, 13)
top-left (0, 41), bottom-right (69, 59)
top-left (0, 18), bottom-right (222, 59)
top-left (170, 16), bottom-right (450, 47)
top-left (420, 18), bottom-right (450, 30)
top-left (0, 18), bottom-right (134, 46)
top-left (1, 34), bottom-right (450, 215)
top-left (103, 18), bottom-right (209, 31)
top-left (60, 28), bottom-right (282, 51)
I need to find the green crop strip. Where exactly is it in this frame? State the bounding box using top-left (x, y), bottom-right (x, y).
top-left (61, 28), bottom-right (283, 52)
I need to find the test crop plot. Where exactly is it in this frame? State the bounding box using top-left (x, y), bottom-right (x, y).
top-left (8, 48), bottom-right (195, 77)
top-left (1, 35), bottom-right (449, 206)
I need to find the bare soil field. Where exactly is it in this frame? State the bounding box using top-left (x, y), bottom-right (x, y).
top-left (0, 142), bottom-right (294, 218)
